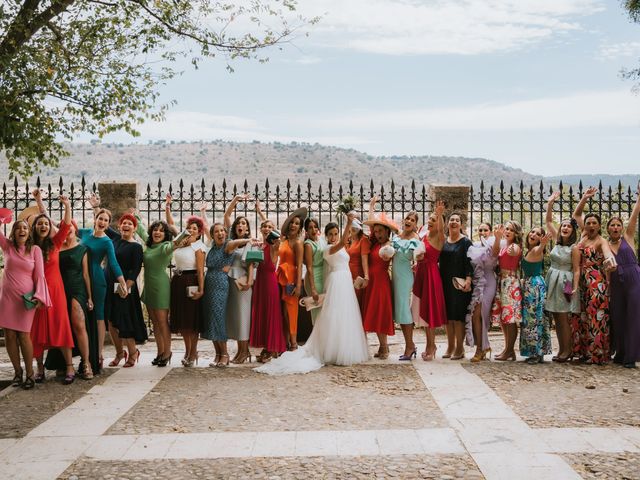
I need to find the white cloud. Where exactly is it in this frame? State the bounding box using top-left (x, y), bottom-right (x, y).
top-left (297, 0), bottom-right (603, 55)
top-left (598, 41), bottom-right (640, 60)
top-left (303, 90), bottom-right (640, 131)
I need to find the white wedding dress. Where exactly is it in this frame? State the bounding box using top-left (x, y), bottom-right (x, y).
top-left (255, 246), bottom-right (370, 375)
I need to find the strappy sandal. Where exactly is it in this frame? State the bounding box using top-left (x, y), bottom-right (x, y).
top-left (63, 364), bottom-right (76, 385)
top-left (34, 370), bottom-right (46, 384)
top-left (22, 375), bottom-right (35, 390)
top-left (11, 369), bottom-right (23, 387)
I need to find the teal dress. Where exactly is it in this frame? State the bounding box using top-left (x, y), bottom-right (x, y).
top-left (392, 236), bottom-right (420, 325)
top-left (519, 258), bottom-right (551, 358)
top-left (304, 239), bottom-right (325, 323)
top-left (201, 241), bottom-right (233, 341)
top-left (79, 229), bottom-right (123, 321)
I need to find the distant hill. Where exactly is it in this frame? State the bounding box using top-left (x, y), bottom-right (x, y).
top-left (545, 174), bottom-right (640, 190)
top-left (0, 140), bottom-right (635, 189)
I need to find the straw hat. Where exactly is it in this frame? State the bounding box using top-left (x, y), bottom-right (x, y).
top-left (281, 207), bottom-right (308, 235)
top-left (17, 206), bottom-right (41, 226)
top-left (363, 212), bottom-right (399, 234)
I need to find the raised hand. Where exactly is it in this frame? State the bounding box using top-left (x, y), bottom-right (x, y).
top-left (198, 202), bottom-right (209, 214)
top-left (540, 232), bottom-right (553, 246)
top-left (547, 191), bottom-right (560, 204)
top-left (32, 188), bottom-right (42, 199)
top-left (494, 224), bottom-right (504, 239)
top-left (434, 200), bottom-right (445, 216)
top-left (88, 193), bottom-right (100, 208)
top-left (582, 186), bottom-right (598, 200)
top-left (165, 193), bottom-right (172, 207)
top-left (507, 242), bottom-right (518, 256)
top-left (59, 194), bottom-right (70, 207)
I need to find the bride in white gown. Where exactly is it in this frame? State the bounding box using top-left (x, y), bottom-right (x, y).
top-left (255, 214), bottom-right (370, 375)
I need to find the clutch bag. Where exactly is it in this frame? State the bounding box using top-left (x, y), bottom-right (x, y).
top-left (234, 276), bottom-right (249, 290)
top-left (22, 292), bottom-right (38, 310)
top-left (452, 277), bottom-right (466, 291)
top-left (244, 248), bottom-right (264, 264)
top-left (353, 276), bottom-right (367, 289)
top-left (186, 286), bottom-right (199, 298)
top-left (284, 283), bottom-right (296, 296)
top-left (563, 280), bottom-right (573, 302)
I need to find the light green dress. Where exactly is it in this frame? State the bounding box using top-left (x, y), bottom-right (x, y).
top-left (137, 226), bottom-right (173, 310)
top-left (304, 239), bottom-right (325, 323)
top-left (392, 236), bottom-right (420, 325)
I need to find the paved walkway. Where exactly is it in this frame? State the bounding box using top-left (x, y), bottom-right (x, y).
top-left (1, 343), bottom-right (639, 479)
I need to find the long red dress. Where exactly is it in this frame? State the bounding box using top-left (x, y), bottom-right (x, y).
top-left (347, 235), bottom-right (370, 316)
top-left (31, 222), bottom-right (74, 357)
top-left (363, 243), bottom-right (395, 335)
top-left (412, 239), bottom-right (447, 328)
top-left (250, 244), bottom-right (287, 353)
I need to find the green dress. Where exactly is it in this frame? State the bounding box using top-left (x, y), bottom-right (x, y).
top-left (304, 239), bottom-right (325, 323)
top-left (391, 236), bottom-right (420, 325)
top-left (137, 227), bottom-right (173, 310)
top-left (45, 244), bottom-right (99, 374)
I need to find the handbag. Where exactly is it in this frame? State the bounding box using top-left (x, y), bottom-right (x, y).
top-left (563, 280), bottom-right (574, 302)
top-left (22, 292), bottom-right (38, 310)
top-left (186, 286), bottom-right (199, 298)
top-left (244, 248), bottom-right (264, 264)
top-left (452, 277), bottom-right (467, 291)
top-left (299, 294), bottom-right (325, 311)
top-left (284, 283), bottom-right (296, 296)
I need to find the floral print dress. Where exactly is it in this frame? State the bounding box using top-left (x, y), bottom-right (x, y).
top-left (519, 258), bottom-right (551, 358)
top-left (571, 243), bottom-right (610, 364)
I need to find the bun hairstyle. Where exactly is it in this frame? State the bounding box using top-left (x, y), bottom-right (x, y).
top-left (118, 213), bottom-right (138, 228)
top-left (324, 222), bottom-right (339, 236)
top-left (557, 218), bottom-right (578, 246)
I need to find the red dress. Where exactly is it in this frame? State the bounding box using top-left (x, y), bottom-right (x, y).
top-left (347, 235), bottom-right (370, 316)
top-left (31, 222), bottom-right (74, 357)
top-left (412, 239), bottom-right (447, 328)
top-left (363, 243), bottom-right (395, 336)
top-left (250, 244), bottom-right (287, 353)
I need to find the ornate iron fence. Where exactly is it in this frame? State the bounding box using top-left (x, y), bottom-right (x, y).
top-left (1, 176), bottom-right (639, 256)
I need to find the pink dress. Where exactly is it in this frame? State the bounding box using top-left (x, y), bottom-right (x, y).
top-left (31, 223), bottom-right (75, 357)
top-left (249, 244), bottom-right (287, 353)
top-left (0, 232), bottom-right (50, 333)
top-left (412, 239), bottom-right (447, 328)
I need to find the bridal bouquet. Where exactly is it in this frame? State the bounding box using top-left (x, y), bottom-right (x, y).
top-left (336, 195), bottom-right (358, 215)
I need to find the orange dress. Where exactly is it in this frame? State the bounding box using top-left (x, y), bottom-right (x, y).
top-left (277, 239), bottom-right (300, 336)
top-left (347, 235), bottom-right (371, 316)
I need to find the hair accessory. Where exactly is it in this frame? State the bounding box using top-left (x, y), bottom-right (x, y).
top-left (363, 212), bottom-right (400, 233)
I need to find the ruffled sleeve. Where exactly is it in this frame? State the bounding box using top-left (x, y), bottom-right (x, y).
top-left (31, 246), bottom-right (52, 307)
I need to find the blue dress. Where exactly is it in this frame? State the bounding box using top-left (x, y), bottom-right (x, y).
top-left (201, 241), bottom-right (233, 341)
top-left (79, 229), bottom-right (123, 321)
top-left (391, 236), bottom-right (420, 325)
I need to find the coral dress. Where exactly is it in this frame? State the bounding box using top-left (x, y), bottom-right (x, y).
top-left (250, 244), bottom-right (287, 353)
top-left (0, 234), bottom-right (50, 333)
top-left (412, 240), bottom-right (447, 328)
top-left (347, 235), bottom-right (371, 316)
top-left (277, 239), bottom-right (300, 336)
top-left (31, 222), bottom-right (75, 357)
top-left (363, 243), bottom-right (395, 336)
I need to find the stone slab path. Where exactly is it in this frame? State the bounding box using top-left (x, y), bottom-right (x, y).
top-left (1, 346), bottom-right (639, 479)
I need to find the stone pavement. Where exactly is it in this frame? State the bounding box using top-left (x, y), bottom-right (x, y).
top-left (0, 333), bottom-right (639, 480)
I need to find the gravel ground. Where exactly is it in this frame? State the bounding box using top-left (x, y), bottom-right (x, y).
top-left (0, 369), bottom-right (113, 439)
top-left (60, 454), bottom-right (484, 480)
top-left (107, 364), bottom-right (447, 435)
top-left (463, 361), bottom-right (640, 428)
top-left (564, 452), bottom-right (640, 480)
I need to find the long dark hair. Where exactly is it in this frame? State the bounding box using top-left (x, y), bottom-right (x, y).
top-left (369, 224), bottom-right (391, 246)
top-left (557, 219), bottom-right (578, 246)
top-left (10, 220), bottom-right (33, 254)
top-left (584, 213), bottom-right (602, 235)
top-left (146, 221), bottom-right (174, 248)
top-left (31, 214), bottom-right (54, 261)
top-left (230, 215), bottom-right (251, 240)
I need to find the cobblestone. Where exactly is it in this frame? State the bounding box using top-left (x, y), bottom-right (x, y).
top-left (463, 361), bottom-right (640, 428)
top-left (60, 454), bottom-right (484, 480)
top-left (564, 452), bottom-right (640, 479)
top-left (107, 364), bottom-right (447, 435)
top-left (0, 369), bottom-right (113, 438)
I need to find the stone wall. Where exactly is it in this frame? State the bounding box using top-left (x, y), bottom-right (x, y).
top-left (97, 182), bottom-right (138, 225)
top-left (428, 184), bottom-right (470, 225)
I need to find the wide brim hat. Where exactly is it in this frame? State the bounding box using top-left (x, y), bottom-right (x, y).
top-left (363, 212), bottom-right (399, 234)
top-left (281, 207), bottom-right (308, 235)
top-left (17, 206), bottom-right (41, 226)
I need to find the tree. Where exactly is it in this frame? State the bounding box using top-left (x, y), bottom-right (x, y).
top-left (623, 0), bottom-right (640, 90)
top-left (0, 1), bottom-right (315, 177)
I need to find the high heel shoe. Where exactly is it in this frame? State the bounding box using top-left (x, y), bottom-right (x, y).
top-left (470, 350), bottom-right (485, 363)
top-left (34, 370), bottom-right (46, 383)
top-left (184, 352), bottom-right (199, 368)
top-left (421, 345), bottom-right (437, 361)
top-left (11, 369), bottom-right (23, 387)
top-left (108, 351), bottom-right (128, 367)
top-left (494, 351), bottom-right (516, 361)
top-left (63, 364), bottom-right (76, 385)
top-left (377, 346), bottom-right (389, 360)
top-left (123, 349), bottom-right (140, 368)
top-left (231, 352), bottom-right (252, 364)
top-left (399, 349), bottom-right (417, 361)
top-left (216, 354), bottom-right (230, 367)
top-left (152, 354), bottom-right (163, 366)
top-left (450, 352), bottom-right (465, 360)
top-left (157, 352), bottom-right (172, 367)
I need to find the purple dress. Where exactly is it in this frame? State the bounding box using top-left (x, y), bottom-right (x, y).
top-left (465, 237), bottom-right (498, 350)
top-left (610, 238), bottom-right (640, 364)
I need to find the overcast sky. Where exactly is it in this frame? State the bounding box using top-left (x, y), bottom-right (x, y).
top-left (95, 0), bottom-right (640, 176)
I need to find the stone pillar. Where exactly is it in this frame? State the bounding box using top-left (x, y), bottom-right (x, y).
top-left (97, 181), bottom-right (138, 225)
top-left (428, 183), bottom-right (471, 225)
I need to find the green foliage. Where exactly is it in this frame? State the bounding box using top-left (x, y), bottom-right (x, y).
top-left (623, 0), bottom-right (640, 90)
top-left (0, 0), bottom-right (317, 177)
